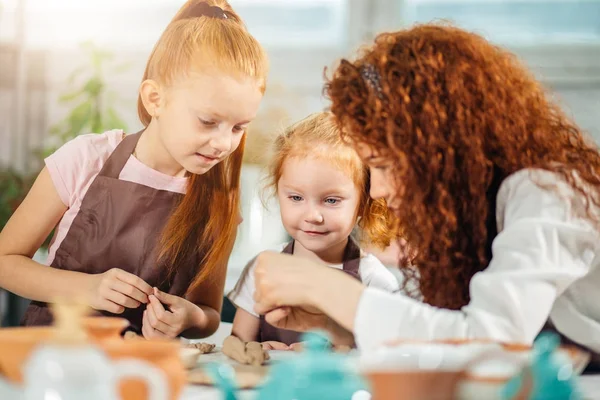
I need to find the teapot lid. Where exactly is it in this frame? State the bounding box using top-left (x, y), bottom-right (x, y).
top-left (269, 331), bottom-right (368, 396)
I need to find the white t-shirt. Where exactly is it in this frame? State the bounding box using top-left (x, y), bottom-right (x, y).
top-left (353, 169), bottom-right (600, 352)
top-left (228, 242), bottom-right (400, 317)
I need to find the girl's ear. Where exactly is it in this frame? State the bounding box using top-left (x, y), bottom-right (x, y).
top-left (139, 79), bottom-right (164, 119)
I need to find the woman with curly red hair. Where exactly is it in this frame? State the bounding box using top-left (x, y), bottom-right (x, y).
top-left (251, 23), bottom-right (600, 358)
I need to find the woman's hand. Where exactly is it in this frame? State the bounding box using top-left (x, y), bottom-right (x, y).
top-left (86, 268), bottom-right (153, 314)
top-left (263, 306), bottom-right (329, 332)
top-left (141, 287), bottom-right (200, 339)
top-left (264, 307), bottom-right (356, 347)
top-left (253, 251), bottom-right (320, 311)
top-left (253, 250), bottom-right (365, 339)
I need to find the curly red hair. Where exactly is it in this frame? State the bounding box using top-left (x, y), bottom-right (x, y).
top-left (325, 23), bottom-right (600, 310)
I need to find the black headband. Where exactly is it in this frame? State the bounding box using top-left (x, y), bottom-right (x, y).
top-left (360, 63), bottom-right (384, 99)
top-left (181, 2), bottom-right (228, 20)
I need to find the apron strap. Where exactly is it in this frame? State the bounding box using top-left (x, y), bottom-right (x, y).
top-left (281, 241), bottom-right (294, 255)
top-left (341, 237), bottom-right (362, 282)
top-left (97, 130), bottom-right (144, 179)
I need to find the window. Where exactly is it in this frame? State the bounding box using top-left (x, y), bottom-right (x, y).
top-left (402, 0), bottom-right (600, 46)
top-left (10, 0), bottom-right (347, 50)
top-left (231, 0), bottom-right (347, 49)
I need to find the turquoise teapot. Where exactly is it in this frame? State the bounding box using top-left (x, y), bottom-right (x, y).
top-left (206, 331), bottom-right (370, 400)
top-left (502, 332), bottom-right (582, 400)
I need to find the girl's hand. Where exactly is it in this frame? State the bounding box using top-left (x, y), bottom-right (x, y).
top-left (86, 268), bottom-right (153, 314)
top-left (142, 287), bottom-right (199, 339)
top-left (261, 341), bottom-right (291, 351)
top-left (142, 308), bottom-right (166, 339)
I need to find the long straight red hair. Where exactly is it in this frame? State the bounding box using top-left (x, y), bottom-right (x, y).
top-left (137, 0), bottom-right (268, 293)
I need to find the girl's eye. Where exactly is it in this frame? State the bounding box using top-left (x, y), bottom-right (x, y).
top-left (199, 118), bottom-right (216, 126)
top-left (325, 198), bottom-right (339, 205)
top-left (233, 125), bottom-right (246, 134)
top-left (290, 195), bottom-right (303, 202)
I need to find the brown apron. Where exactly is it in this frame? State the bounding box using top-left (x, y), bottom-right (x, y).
top-left (258, 238), bottom-right (362, 345)
top-left (21, 132), bottom-right (198, 332)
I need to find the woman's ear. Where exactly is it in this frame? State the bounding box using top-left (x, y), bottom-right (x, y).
top-left (139, 79), bottom-right (164, 119)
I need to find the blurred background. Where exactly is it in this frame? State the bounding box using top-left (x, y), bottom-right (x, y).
top-left (1, 0), bottom-right (600, 326)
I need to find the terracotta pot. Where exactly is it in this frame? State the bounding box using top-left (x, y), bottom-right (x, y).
top-left (81, 317), bottom-right (129, 344)
top-left (366, 370), bottom-right (464, 400)
top-left (360, 340), bottom-right (532, 400)
top-left (0, 317), bottom-right (128, 384)
top-left (365, 369), bottom-right (533, 400)
top-left (103, 338), bottom-right (186, 400)
top-left (0, 327), bottom-right (55, 383)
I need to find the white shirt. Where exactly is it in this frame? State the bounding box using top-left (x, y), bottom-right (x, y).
top-left (354, 169), bottom-right (600, 352)
top-left (229, 242), bottom-right (400, 317)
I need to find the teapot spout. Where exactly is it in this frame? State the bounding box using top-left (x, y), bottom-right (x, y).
top-left (501, 332), bottom-right (582, 400)
top-left (205, 363), bottom-right (239, 400)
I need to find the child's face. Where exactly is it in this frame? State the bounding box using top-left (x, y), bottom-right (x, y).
top-left (277, 156), bottom-right (360, 257)
top-left (156, 72), bottom-right (263, 175)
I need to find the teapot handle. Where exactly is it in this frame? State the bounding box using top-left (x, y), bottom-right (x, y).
top-left (113, 359), bottom-right (169, 400)
top-left (205, 363), bottom-right (239, 400)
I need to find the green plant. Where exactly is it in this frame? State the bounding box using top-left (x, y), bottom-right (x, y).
top-left (0, 168), bottom-right (35, 233)
top-left (0, 168), bottom-right (54, 248)
top-left (0, 41), bottom-right (131, 245)
top-left (41, 41), bottom-right (130, 158)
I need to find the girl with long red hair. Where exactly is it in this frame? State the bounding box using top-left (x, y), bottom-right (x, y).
top-left (0, 0), bottom-right (268, 339)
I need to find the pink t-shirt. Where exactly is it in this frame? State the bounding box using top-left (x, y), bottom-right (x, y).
top-left (45, 129), bottom-right (188, 265)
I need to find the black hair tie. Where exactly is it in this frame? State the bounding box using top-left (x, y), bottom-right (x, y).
top-left (181, 2), bottom-right (228, 20)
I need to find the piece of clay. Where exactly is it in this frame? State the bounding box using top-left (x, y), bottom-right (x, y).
top-left (246, 341), bottom-right (270, 366)
top-left (184, 342), bottom-right (216, 354)
top-left (222, 335), bottom-right (270, 366)
top-left (123, 331), bottom-right (143, 340)
top-left (223, 335), bottom-right (249, 364)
